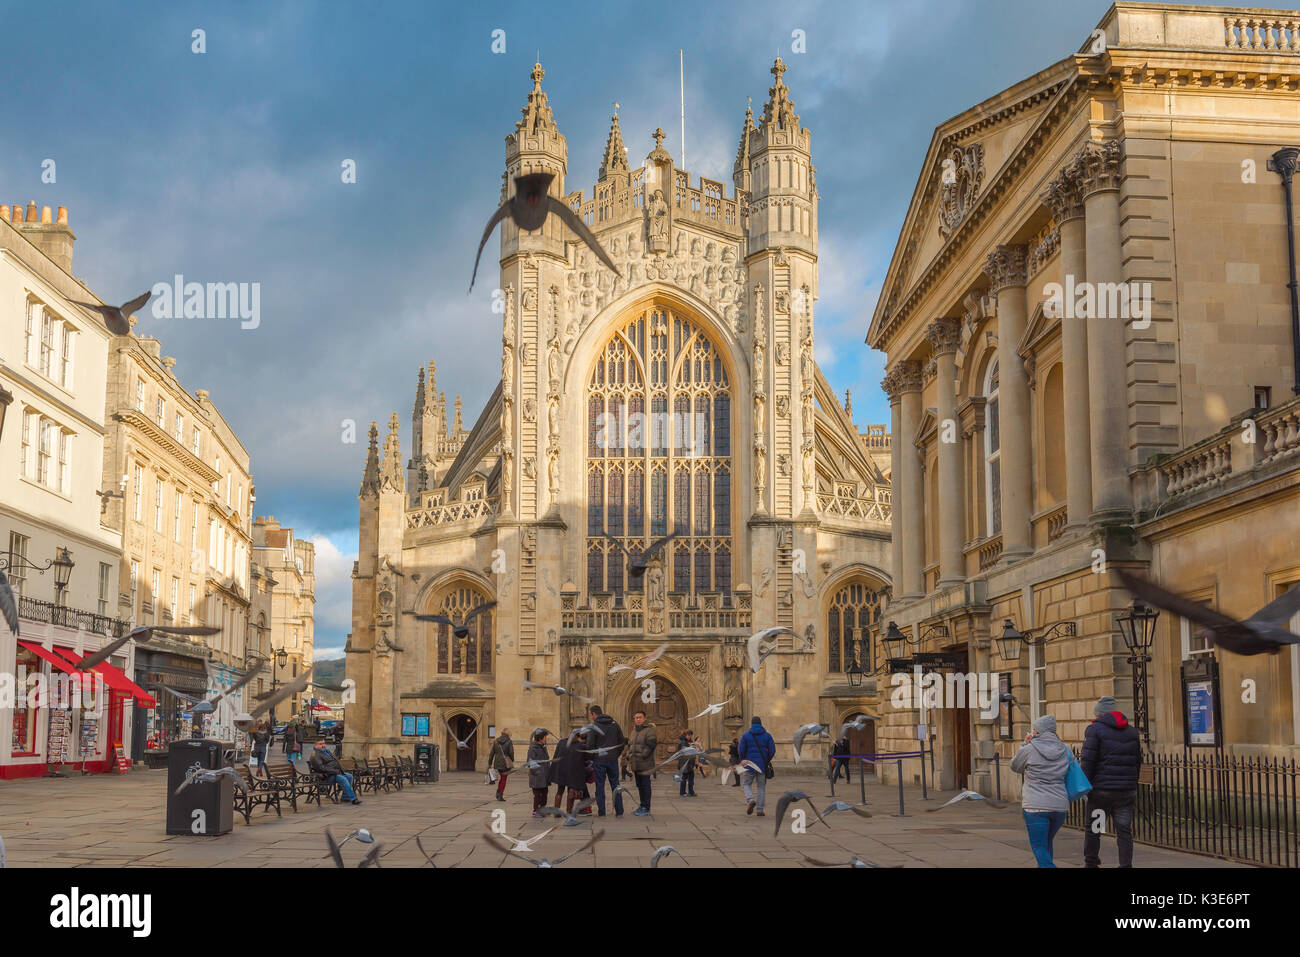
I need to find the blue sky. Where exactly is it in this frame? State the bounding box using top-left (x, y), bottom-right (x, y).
top-left (0, 0), bottom-right (1214, 655)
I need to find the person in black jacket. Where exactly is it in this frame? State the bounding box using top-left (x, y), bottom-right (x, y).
top-left (728, 738), bottom-right (741, 786)
top-left (1080, 695), bottom-right (1142, 867)
top-left (249, 722), bottom-right (272, 778)
top-left (308, 740), bottom-right (361, 805)
top-left (831, 736), bottom-right (852, 783)
top-left (586, 705), bottom-right (626, 817)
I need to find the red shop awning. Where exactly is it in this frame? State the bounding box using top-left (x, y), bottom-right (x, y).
top-left (51, 647), bottom-right (158, 708)
top-left (16, 640), bottom-right (85, 678)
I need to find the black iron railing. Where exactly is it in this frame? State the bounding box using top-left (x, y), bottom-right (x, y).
top-left (1065, 748), bottom-right (1299, 867)
top-left (18, 594), bottom-right (131, 638)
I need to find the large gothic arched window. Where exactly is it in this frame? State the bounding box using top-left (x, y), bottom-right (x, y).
top-left (586, 306), bottom-right (733, 599)
top-left (425, 583), bottom-right (494, 675)
top-left (826, 580), bottom-right (886, 674)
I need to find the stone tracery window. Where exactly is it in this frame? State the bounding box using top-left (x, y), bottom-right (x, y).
top-left (426, 583), bottom-right (494, 675)
top-left (826, 580), bottom-right (885, 674)
top-left (586, 306), bottom-right (732, 598)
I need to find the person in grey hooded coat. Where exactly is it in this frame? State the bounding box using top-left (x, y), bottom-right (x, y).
top-left (1010, 714), bottom-right (1072, 868)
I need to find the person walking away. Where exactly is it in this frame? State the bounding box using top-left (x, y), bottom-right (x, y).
top-left (831, 736), bottom-right (852, 783)
top-left (309, 739), bottom-right (361, 805)
top-left (553, 729), bottom-right (588, 825)
top-left (624, 710), bottom-right (658, 816)
top-left (728, 738), bottom-right (741, 787)
top-left (1080, 695), bottom-right (1142, 868)
top-left (1010, 714), bottom-right (1071, 867)
top-left (527, 730), bottom-right (551, 816)
top-left (587, 705), bottom-right (625, 817)
top-left (250, 722), bottom-right (271, 778)
top-left (677, 730), bottom-right (698, 797)
top-left (738, 716), bottom-right (776, 816)
top-left (487, 729), bottom-right (515, 801)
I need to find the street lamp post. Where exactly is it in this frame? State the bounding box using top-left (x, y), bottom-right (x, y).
top-left (1116, 599), bottom-right (1159, 750)
top-left (1, 547), bottom-right (75, 613)
top-left (270, 649), bottom-right (288, 724)
top-left (993, 618), bottom-right (1078, 665)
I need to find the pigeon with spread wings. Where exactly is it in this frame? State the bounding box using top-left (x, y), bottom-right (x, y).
top-left (470, 173), bottom-right (620, 292)
top-left (601, 534), bottom-right (680, 582)
top-left (415, 601), bottom-right (497, 640)
top-left (1117, 570), bottom-right (1300, 657)
top-left (249, 666), bottom-right (314, 719)
top-left (482, 828), bottom-right (604, 868)
top-left (747, 626), bottom-right (802, 674)
top-left (772, 789), bottom-right (829, 836)
top-left (0, 568), bottom-right (18, 637)
top-left (444, 718), bottom-right (479, 751)
top-left (792, 722), bottom-right (829, 765)
top-left (521, 680), bottom-right (594, 703)
top-left (76, 624), bottom-right (221, 671)
top-left (74, 291), bottom-right (151, 336)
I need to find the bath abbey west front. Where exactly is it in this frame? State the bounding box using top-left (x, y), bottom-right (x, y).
top-left (343, 59), bottom-right (892, 770)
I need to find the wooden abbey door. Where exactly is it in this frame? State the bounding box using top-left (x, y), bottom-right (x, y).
top-left (448, 714), bottom-right (477, 771)
top-left (845, 713), bottom-right (876, 760)
top-left (629, 676), bottom-right (689, 766)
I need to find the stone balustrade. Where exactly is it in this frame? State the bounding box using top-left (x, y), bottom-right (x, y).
top-left (1225, 14), bottom-right (1300, 51)
top-left (817, 491), bottom-right (891, 522)
top-left (406, 496), bottom-right (497, 529)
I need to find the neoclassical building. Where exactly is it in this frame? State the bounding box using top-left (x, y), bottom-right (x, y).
top-left (346, 59), bottom-right (892, 769)
top-left (869, 2), bottom-right (1300, 797)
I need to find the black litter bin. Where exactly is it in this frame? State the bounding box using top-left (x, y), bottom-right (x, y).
top-left (414, 743), bottom-right (439, 783)
top-left (166, 739), bottom-right (234, 835)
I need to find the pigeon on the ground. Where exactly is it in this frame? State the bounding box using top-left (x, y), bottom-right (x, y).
top-left (415, 601), bottom-right (497, 639)
top-left (650, 845), bottom-right (687, 868)
top-left (772, 790), bottom-right (829, 836)
top-left (482, 828), bottom-right (605, 867)
top-left (1118, 570), bottom-right (1300, 657)
top-left (78, 624), bottom-right (221, 671)
top-left (747, 626), bottom-right (799, 674)
top-left (792, 723), bottom-right (829, 764)
top-left (470, 172), bottom-right (620, 292)
top-left (522, 681), bottom-right (594, 703)
top-left (928, 789), bottom-right (1008, 811)
top-left (75, 290), bottom-right (151, 336)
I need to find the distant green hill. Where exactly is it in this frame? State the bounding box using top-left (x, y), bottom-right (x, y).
top-left (314, 657), bottom-right (346, 700)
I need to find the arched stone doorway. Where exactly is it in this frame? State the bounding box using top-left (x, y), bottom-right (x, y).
top-left (446, 713), bottom-right (478, 772)
top-left (627, 675), bottom-right (690, 767)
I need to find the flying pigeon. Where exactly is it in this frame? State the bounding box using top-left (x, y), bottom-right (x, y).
top-left (75, 290), bottom-right (151, 336)
top-left (720, 759), bottom-right (763, 786)
top-left (522, 681), bottom-right (593, 703)
top-left (497, 826), bottom-right (557, 854)
top-left (357, 844), bottom-right (384, 868)
top-left (600, 535), bottom-right (680, 583)
top-left (1117, 570), bottom-right (1300, 657)
top-left (566, 722), bottom-right (605, 746)
top-left (747, 626), bottom-right (800, 674)
top-left (414, 835), bottom-right (439, 868)
top-left (838, 714), bottom-right (878, 739)
top-left (470, 172), bottom-right (620, 292)
top-left (0, 569), bottom-right (18, 637)
top-left (174, 766), bottom-right (248, 796)
top-left (928, 789), bottom-right (1008, 811)
top-left (690, 698), bottom-right (734, 720)
top-left (822, 801), bottom-right (872, 820)
top-left (415, 601), bottom-right (497, 639)
top-left (444, 719), bottom-right (479, 751)
top-left (518, 757), bottom-right (560, 773)
top-left (792, 722), bottom-right (829, 764)
top-left (482, 828), bottom-right (605, 868)
top-left (650, 746), bottom-right (725, 774)
top-left (650, 845), bottom-right (687, 868)
top-left (578, 742), bottom-right (625, 758)
top-left (249, 666), bottom-right (314, 719)
top-left (201, 662), bottom-right (265, 709)
top-left (77, 624), bottom-right (221, 671)
top-left (803, 855), bottom-right (900, 869)
top-left (772, 790), bottom-right (829, 836)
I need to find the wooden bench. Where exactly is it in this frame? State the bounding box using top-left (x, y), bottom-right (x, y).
top-left (346, 757), bottom-right (380, 794)
top-left (268, 765), bottom-right (300, 812)
top-left (234, 765), bottom-right (287, 824)
top-left (292, 759), bottom-right (340, 807)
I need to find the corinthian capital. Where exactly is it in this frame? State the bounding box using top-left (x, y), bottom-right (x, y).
top-left (1071, 140), bottom-right (1122, 197)
top-left (890, 359), bottom-right (923, 395)
top-left (924, 317), bottom-right (962, 356)
top-left (983, 244), bottom-right (1028, 293)
top-left (1041, 165), bottom-right (1085, 223)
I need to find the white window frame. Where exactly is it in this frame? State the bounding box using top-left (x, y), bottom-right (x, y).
top-left (57, 429), bottom-right (70, 495)
top-left (129, 560), bottom-right (140, 612)
top-left (24, 300), bottom-right (39, 367)
top-left (60, 324), bottom-right (75, 390)
top-left (1028, 639), bottom-right (1045, 723)
top-left (151, 569), bottom-right (160, 617)
top-left (153, 478), bottom-right (164, 532)
top-left (136, 378), bottom-right (146, 412)
top-left (98, 562), bottom-right (111, 616)
top-left (39, 311), bottom-right (54, 377)
top-left (132, 465), bottom-right (143, 521)
top-left (155, 396), bottom-right (165, 428)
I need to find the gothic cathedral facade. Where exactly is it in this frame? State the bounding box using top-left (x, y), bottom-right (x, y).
top-left (345, 59), bottom-right (892, 770)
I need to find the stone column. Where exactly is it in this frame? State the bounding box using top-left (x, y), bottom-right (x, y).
top-left (926, 319), bottom-right (965, 586)
top-left (1043, 166), bottom-right (1093, 531)
top-left (1075, 140), bottom-right (1132, 523)
top-left (883, 370), bottom-right (904, 603)
top-left (895, 360), bottom-right (925, 598)
top-left (983, 245), bottom-right (1033, 560)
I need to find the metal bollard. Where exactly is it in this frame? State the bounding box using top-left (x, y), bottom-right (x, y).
top-left (919, 745), bottom-right (928, 801)
top-left (994, 752), bottom-right (1001, 802)
top-left (896, 759), bottom-right (906, 816)
top-left (828, 755), bottom-right (835, 798)
top-left (860, 758), bottom-right (867, 806)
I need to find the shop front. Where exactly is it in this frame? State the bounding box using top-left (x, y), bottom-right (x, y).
top-left (131, 638), bottom-right (211, 764)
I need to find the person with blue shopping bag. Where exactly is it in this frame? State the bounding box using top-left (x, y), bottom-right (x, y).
top-left (1010, 714), bottom-right (1089, 867)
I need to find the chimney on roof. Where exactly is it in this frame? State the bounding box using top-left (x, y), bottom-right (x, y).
top-left (12, 200), bottom-right (76, 272)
